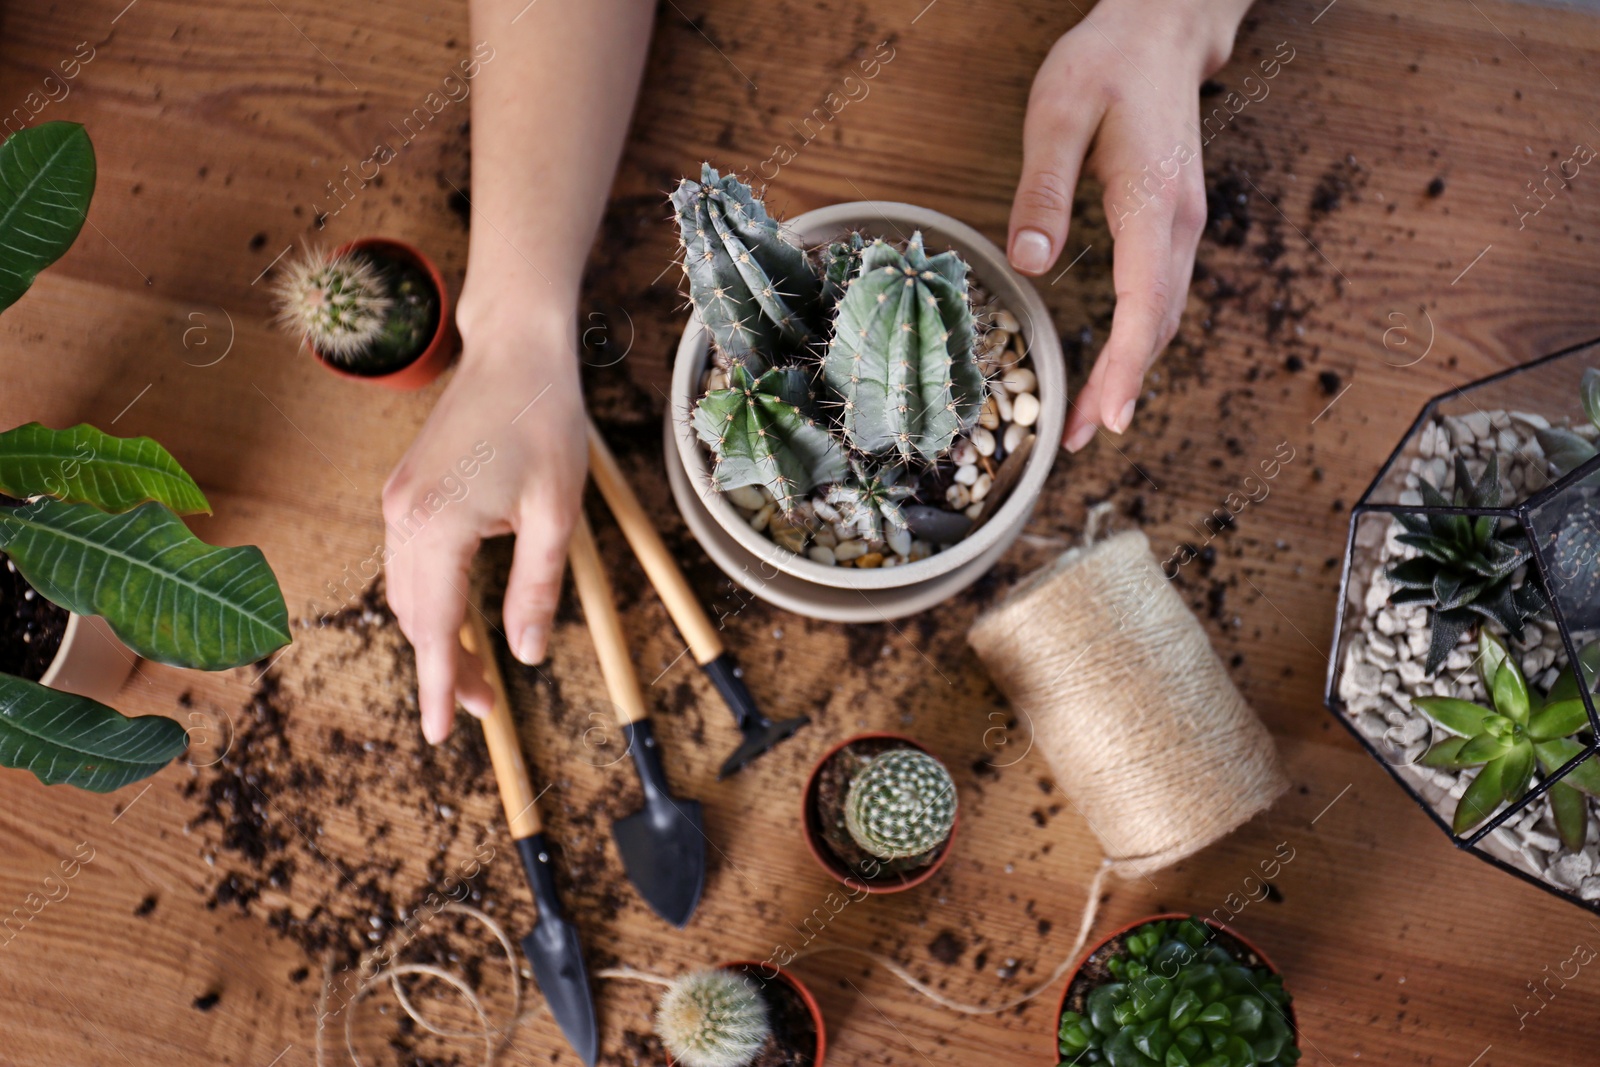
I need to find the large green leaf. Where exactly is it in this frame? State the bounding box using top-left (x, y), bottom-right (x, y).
top-left (0, 498), bottom-right (289, 670)
top-left (0, 672), bottom-right (185, 791)
top-left (0, 423), bottom-right (209, 515)
top-left (0, 122), bottom-right (95, 311)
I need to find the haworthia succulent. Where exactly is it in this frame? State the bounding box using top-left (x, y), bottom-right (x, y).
top-left (822, 233), bottom-right (982, 463)
top-left (0, 672), bottom-right (187, 791)
top-left (673, 164), bottom-right (821, 372)
top-left (692, 365), bottom-right (847, 514)
top-left (0, 498), bottom-right (290, 670)
top-left (0, 422), bottom-right (211, 515)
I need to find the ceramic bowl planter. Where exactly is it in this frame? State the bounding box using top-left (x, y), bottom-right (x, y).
top-left (665, 181), bottom-right (1066, 622)
top-left (801, 732), bottom-right (958, 894)
top-left (1327, 336), bottom-right (1600, 913)
top-left (654, 961), bottom-right (826, 1067)
top-left (1052, 914), bottom-right (1298, 1067)
top-left (0, 557), bottom-right (133, 705)
top-left (276, 237), bottom-right (454, 390)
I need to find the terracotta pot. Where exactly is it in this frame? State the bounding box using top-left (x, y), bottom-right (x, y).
top-left (718, 959), bottom-right (827, 1067)
top-left (801, 732), bottom-right (959, 895)
top-left (311, 237), bottom-right (455, 390)
top-left (1048, 913), bottom-right (1291, 1066)
top-left (665, 200), bottom-right (1066, 622)
top-left (39, 613), bottom-right (135, 705)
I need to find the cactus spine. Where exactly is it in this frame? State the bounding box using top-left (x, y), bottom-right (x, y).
top-left (656, 968), bottom-right (771, 1067)
top-left (692, 365), bottom-right (847, 514)
top-left (822, 234), bottom-right (983, 463)
top-left (844, 748), bottom-right (957, 860)
top-left (272, 249), bottom-right (392, 363)
top-left (673, 164), bottom-right (822, 373)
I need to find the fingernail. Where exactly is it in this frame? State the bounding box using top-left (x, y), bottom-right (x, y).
top-left (1010, 228), bottom-right (1052, 275)
top-left (516, 625), bottom-right (546, 665)
top-left (1109, 399), bottom-right (1136, 434)
top-left (1064, 421), bottom-right (1097, 452)
top-left (422, 717), bottom-right (447, 745)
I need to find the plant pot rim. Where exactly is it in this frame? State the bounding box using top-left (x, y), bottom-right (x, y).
top-left (667, 199), bottom-right (1066, 601)
top-left (801, 731), bottom-right (959, 895)
top-left (309, 236), bottom-right (455, 390)
top-left (1048, 912), bottom-right (1289, 1066)
top-left (717, 959), bottom-right (827, 1067)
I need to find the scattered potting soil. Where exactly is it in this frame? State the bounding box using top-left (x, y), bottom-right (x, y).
top-left (733, 964), bottom-right (818, 1067)
top-left (1061, 921), bottom-right (1273, 1022)
top-left (0, 555), bottom-right (68, 681)
top-left (809, 737), bottom-right (946, 883)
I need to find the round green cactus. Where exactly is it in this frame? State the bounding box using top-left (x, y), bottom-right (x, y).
top-left (843, 748), bottom-right (957, 860)
top-left (1058, 919), bottom-right (1299, 1067)
top-left (656, 968), bottom-right (771, 1067)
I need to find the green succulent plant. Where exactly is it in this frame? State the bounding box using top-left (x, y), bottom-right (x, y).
top-left (673, 163), bottom-right (822, 373)
top-left (824, 459), bottom-right (912, 542)
top-left (0, 123), bottom-right (291, 793)
top-left (843, 747), bottom-right (957, 861)
top-left (1416, 631), bottom-right (1600, 843)
top-left (820, 229), bottom-right (866, 306)
top-left (1533, 367), bottom-right (1600, 476)
top-left (691, 364), bottom-right (847, 515)
top-left (823, 233), bottom-right (984, 463)
top-left (1057, 918), bottom-right (1298, 1067)
top-left (656, 968), bottom-right (771, 1067)
top-left (1386, 456), bottom-right (1544, 674)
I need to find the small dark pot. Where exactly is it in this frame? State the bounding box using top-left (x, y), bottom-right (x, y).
top-left (311, 237), bottom-right (455, 390)
top-left (801, 732), bottom-right (959, 895)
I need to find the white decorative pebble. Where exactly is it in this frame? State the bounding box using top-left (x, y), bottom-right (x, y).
top-left (993, 388), bottom-right (1013, 422)
top-left (972, 427), bottom-right (996, 456)
top-left (750, 504), bottom-right (775, 532)
top-left (727, 485), bottom-right (767, 511)
top-left (954, 463), bottom-right (979, 486)
top-left (834, 540), bottom-right (867, 562)
top-left (887, 526), bottom-right (913, 557)
top-left (1004, 423), bottom-right (1027, 452)
top-left (994, 309), bottom-right (1020, 333)
top-left (965, 501), bottom-right (985, 520)
top-left (1002, 367), bottom-right (1037, 394)
top-left (971, 472), bottom-right (993, 502)
top-left (979, 396), bottom-right (1001, 430)
top-left (951, 439), bottom-right (978, 466)
top-left (807, 545), bottom-right (837, 566)
top-left (946, 483), bottom-right (971, 509)
top-left (1012, 392), bottom-right (1041, 427)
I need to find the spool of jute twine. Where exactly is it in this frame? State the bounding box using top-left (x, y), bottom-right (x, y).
top-left (967, 519), bottom-right (1289, 878)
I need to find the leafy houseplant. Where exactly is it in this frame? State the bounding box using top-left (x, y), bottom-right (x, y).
top-left (1055, 917), bottom-right (1298, 1067)
top-left (1384, 457), bottom-right (1544, 674)
top-left (803, 733), bottom-right (958, 893)
top-left (273, 238), bottom-right (452, 389)
top-left (1416, 631), bottom-right (1600, 841)
top-left (655, 963), bottom-right (825, 1067)
top-left (0, 122), bottom-right (291, 792)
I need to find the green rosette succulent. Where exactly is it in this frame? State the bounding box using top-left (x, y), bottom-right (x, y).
top-left (1057, 919), bottom-right (1298, 1067)
top-left (843, 748), bottom-right (957, 861)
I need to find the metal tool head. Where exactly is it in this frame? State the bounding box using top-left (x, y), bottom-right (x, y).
top-left (702, 653), bottom-right (810, 779)
top-left (516, 837), bottom-right (600, 1066)
top-left (614, 720), bottom-right (706, 927)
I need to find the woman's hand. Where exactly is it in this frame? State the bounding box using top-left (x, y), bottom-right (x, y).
top-left (1007, 0), bottom-right (1253, 451)
top-left (382, 301), bottom-right (585, 744)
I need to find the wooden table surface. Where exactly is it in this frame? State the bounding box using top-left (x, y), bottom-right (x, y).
top-left (2, 1), bottom-right (1599, 1064)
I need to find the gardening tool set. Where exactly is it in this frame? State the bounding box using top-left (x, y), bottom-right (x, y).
top-left (460, 421), bottom-right (808, 1063)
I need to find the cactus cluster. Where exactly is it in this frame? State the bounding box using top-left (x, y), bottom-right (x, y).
top-left (656, 968), bottom-right (771, 1067)
top-left (843, 748), bottom-right (957, 861)
top-left (272, 247), bottom-right (439, 373)
top-left (1057, 918), bottom-right (1299, 1067)
top-left (1417, 630), bottom-right (1600, 841)
top-left (678, 165), bottom-right (994, 545)
top-left (1386, 456), bottom-right (1544, 674)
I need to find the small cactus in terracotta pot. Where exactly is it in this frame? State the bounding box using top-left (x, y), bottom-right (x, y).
top-left (653, 962), bottom-right (825, 1067)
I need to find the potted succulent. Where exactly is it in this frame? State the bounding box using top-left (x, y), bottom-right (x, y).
top-left (802, 733), bottom-right (958, 893)
top-left (664, 165), bottom-right (1065, 622)
top-left (0, 122), bottom-right (292, 792)
top-left (1329, 340), bottom-right (1600, 911)
top-left (272, 238), bottom-right (453, 389)
top-left (655, 964), bottom-right (825, 1067)
top-left (1054, 915), bottom-right (1298, 1067)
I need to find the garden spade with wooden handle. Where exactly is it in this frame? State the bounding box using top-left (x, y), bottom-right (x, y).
top-left (586, 420), bottom-right (810, 778)
top-left (459, 613), bottom-right (599, 1067)
top-left (567, 510), bottom-right (707, 928)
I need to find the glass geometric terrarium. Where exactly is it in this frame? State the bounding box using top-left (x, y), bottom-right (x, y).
top-left (1327, 337), bottom-right (1600, 913)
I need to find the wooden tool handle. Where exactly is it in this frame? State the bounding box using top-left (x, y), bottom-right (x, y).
top-left (460, 613), bottom-right (543, 838)
top-left (567, 511), bottom-right (650, 726)
top-left (586, 420), bottom-right (725, 665)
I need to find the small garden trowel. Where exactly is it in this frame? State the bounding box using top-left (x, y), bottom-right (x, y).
top-left (567, 510), bottom-right (707, 928)
top-left (459, 614), bottom-right (598, 1067)
top-left (586, 421), bottom-right (809, 778)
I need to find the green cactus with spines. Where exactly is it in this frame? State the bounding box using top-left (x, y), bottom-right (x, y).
top-left (673, 164), bottom-right (822, 373)
top-left (822, 234), bottom-right (984, 463)
top-left (843, 748), bottom-right (957, 861)
top-left (273, 247), bottom-right (437, 374)
top-left (825, 459), bottom-right (912, 542)
top-left (1057, 918), bottom-right (1299, 1067)
top-left (692, 364), bottom-right (847, 515)
top-left (656, 968), bottom-right (771, 1067)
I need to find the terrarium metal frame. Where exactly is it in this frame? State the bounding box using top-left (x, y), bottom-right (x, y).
top-left (1326, 335), bottom-right (1600, 914)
